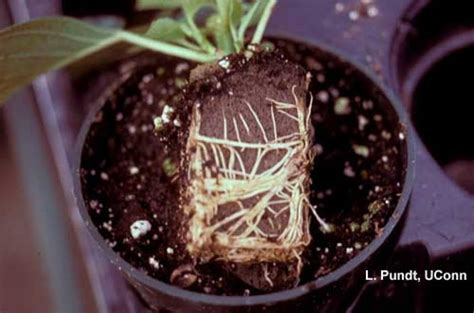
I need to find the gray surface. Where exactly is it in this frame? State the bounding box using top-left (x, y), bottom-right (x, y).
top-left (2, 0), bottom-right (473, 312)
top-left (1, 0), bottom-right (100, 312)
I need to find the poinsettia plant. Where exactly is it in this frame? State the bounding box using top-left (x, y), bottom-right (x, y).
top-left (1, 0), bottom-right (334, 287)
top-left (0, 0), bottom-right (276, 103)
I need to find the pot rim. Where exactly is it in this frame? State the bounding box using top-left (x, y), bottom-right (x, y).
top-left (73, 33), bottom-right (416, 307)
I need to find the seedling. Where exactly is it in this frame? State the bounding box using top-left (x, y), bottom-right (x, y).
top-left (0, 0), bottom-right (329, 275)
top-left (0, 0), bottom-right (276, 102)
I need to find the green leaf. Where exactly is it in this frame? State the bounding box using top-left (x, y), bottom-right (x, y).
top-left (238, 0), bottom-right (267, 43)
top-left (182, 0), bottom-right (216, 53)
top-left (0, 17), bottom-right (118, 103)
top-left (145, 17), bottom-right (203, 51)
top-left (245, 1), bottom-right (270, 27)
top-left (251, 0), bottom-right (276, 44)
top-left (229, 0), bottom-right (243, 44)
top-left (0, 1), bottom-right (280, 103)
top-left (135, 0), bottom-right (185, 10)
top-left (183, 0), bottom-right (215, 16)
top-left (0, 17), bottom-right (216, 103)
top-left (139, 0), bottom-right (276, 55)
top-left (145, 18), bottom-right (187, 42)
top-left (119, 30), bottom-right (215, 61)
top-left (215, 0), bottom-right (243, 53)
top-left (206, 13), bottom-right (233, 55)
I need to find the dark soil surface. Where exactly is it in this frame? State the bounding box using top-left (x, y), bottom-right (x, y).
top-left (79, 39), bottom-right (406, 296)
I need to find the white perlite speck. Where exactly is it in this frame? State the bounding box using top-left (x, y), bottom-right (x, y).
top-left (367, 5), bottom-right (379, 17)
top-left (334, 97), bottom-right (351, 115)
top-left (149, 257), bottom-right (160, 269)
top-left (162, 105), bottom-right (175, 123)
top-left (349, 10), bottom-right (359, 21)
top-left (129, 166), bottom-right (139, 175)
top-left (173, 118), bottom-right (182, 127)
top-left (89, 200), bottom-right (98, 209)
top-left (218, 58), bottom-right (230, 69)
top-left (130, 220), bottom-right (152, 239)
top-left (335, 2), bottom-right (345, 13)
top-left (103, 222), bottom-right (112, 232)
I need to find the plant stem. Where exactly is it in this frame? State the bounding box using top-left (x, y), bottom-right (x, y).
top-left (251, 0), bottom-right (277, 44)
top-left (184, 16), bottom-right (217, 54)
top-left (118, 31), bottom-right (217, 63)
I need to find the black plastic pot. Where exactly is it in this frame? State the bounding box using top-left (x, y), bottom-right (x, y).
top-left (73, 34), bottom-right (415, 313)
top-left (390, 0), bottom-right (474, 196)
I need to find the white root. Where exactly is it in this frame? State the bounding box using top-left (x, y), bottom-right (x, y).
top-left (183, 85), bottom-right (328, 263)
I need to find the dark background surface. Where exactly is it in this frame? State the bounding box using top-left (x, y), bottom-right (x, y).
top-left (0, 0), bottom-right (473, 312)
